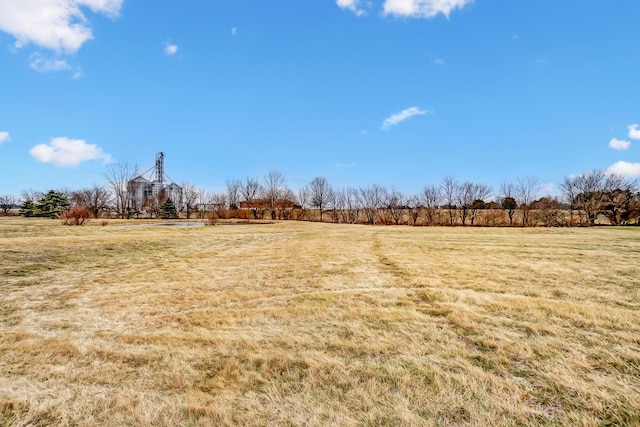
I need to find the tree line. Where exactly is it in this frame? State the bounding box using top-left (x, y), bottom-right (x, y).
top-left (1, 165), bottom-right (639, 226)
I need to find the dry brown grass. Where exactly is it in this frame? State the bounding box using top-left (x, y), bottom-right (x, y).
top-left (1, 217), bottom-right (639, 426)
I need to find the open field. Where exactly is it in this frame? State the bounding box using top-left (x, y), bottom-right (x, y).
top-left (1, 218), bottom-right (639, 426)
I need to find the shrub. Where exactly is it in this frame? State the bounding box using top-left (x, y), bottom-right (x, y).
top-left (61, 206), bottom-right (92, 226)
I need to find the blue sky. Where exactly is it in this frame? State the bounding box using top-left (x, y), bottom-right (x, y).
top-left (1, 0), bottom-right (639, 198)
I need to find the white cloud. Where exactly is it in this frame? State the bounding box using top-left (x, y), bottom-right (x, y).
top-left (0, 0), bottom-right (123, 53)
top-left (30, 137), bottom-right (112, 167)
top-left (336, 162), bottom-right (357, 168)
top-left (29, 54), bottom-right (71, 73)
top-left (607, 161), bottom-right (640, 178)
top-left (383, 0), bottom-right (473, 19)
top-left (231, 27), bottom-right (237, 36)
top-left (434, 57), bottom-right (445, 65)
top-left (381, 106), bottom-right (430, 130)
top-left (609, 138), bottom-right (631, 151)
top-left (337, 0), bottom-right (367, 16)
top-left (164, 42), bottom-right (178, 56)
top-left (0, 131), bottom-right (10, 144)
top-left (628, 124), bottom-right (640, 140)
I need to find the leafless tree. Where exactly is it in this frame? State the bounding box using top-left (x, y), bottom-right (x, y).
top-left (21, 189), bottom-right (43, 204)
top-left (225, 178), bottom-right (241, 210)
top-left (240, 177), bottom-right (261, 219)
top-left (278, 187), bottom-right (296, 219)
top-left (441, 176), bottom-right (458, 225)
top-left (563, 170), bottom-right (638, 225)
top-left (0, 195), bottom-right (16, 215)
top-left (516, 176), bottom-right (540, 226)
top-left (455, 181), bottom-right (474, 225)
top-left (532, 197), bottom-right (566, 227)
top-left (208, 191), bottom-right (229, 218)
top-left (406, 195), bottom-right (422, 226)
top-left (181, 183), bottom-right (199, 219)
top-left (105, 161), bottom-right (137, 219)
top-left (422, 184), bottom-right (441, 226)
top-left (560, 176), bottom-right (579, 225)
top-left (262, 170), bottom-right (287, 220)
top-left (358, 184), bottom-right (386, 225)
top-left (499, 182), bottom-right (517, 225)
top-left (601, 174), bottom-right (638, 225)
top-left (328, 190), bottom-right (341, 223)
top-left (386, 188), bottom-right (405, 225)
top-left (468, 183), bottom-right (491, 226)
top-left (72, 184), bottom-right (111, 218)
top-left (335, 187), bottom-right (360, 224)
top-left (307, 176), bottom-right (332, 221)
top-left (296, 187), bottom-right (310, 221)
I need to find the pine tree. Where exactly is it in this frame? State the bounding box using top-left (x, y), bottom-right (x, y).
top-left (19, 200), bottom-right (38, 217)
top-left (159, 198), bottom-right (178, 219)
top-left (36, 190), bottom-right (70, 218)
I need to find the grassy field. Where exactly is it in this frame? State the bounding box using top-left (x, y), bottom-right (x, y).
top-left (1, 217), bottom-right (639, 426)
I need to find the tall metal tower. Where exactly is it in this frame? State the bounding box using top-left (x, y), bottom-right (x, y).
top-left (155, 152), bottom-right (164, 184)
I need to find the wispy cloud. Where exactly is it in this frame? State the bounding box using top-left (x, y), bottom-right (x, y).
top-left (336, 0), bottom-right (367, 16)
top-left (609, 138), bottom-right (631, 151)
top-left (382, 0), bottom-right (473, 19)
top-left (30, 137), bottom-right (112, 167)
top-left (607, 161), bottom-right (640, 178)
top-left (231, 27), bottom-right (238, 36)
top-left (0, 131), bottom-right (10, 144)
top-left (434, 57), bottom-right (445, 66)
top-left (29, 54), bottom-right (71, 73)
top-left (381, 106), bottom-right (430, 130)
top-left (336, 162), bottom-right (358, 168)
top-left (0, 0), bottom-right (123, 53)
top-left (629, 124), bottom-right (640, 140)
top-left (164, 42), bottom-right (178, 56)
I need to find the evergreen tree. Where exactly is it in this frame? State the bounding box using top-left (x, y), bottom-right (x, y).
top-left (159, 198), bottom-right (178, 219)
top-left (35, 190), bottom-right (70, 218)
top-left (19, 199), bottom-right (38, 217)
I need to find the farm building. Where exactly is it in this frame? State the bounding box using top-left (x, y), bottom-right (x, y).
top-left (127, 152), bottom-right (183, 213)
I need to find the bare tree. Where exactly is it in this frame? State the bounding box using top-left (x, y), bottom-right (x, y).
top-left (307, 176), bottom-right (332, 221)
top-left (601, 174), bottom-right (638, 225)
top-left (262, 170), bottom-right (287, 220)
top-left (441, 176), bottom-right (458, 225)
top-left (225, 178), bottom-right (241, 210)
top-left (74, 184), bottom-right (111, 218)
top-left (468, 183), bottom-right (491, 226)
top-left (209, 191), bottom-right (229, 218)
top-left (406, 195), bottom-right (422, 226)
top-left (0, 195), bottom-right (16, 216)
top-left (358, 184), bottom-right (386, 225)
top-left (516, 176), bottom-right (539, 226)
top-left (455, 181), bottom-right (474, 225)
top-left (563, 170), bottom-right (638, 226)
top-left (335, 187), bottom-right (360, 224)
top-left (499, 182), bottom-right (517, 225)
top-left (328, 189), bottom-right (341, 223)
top-left (240, 177), bottom-right (261, 219)
top-left (386, 188), bottom-right (405, 225)
top-left (181, 183), bottom-right (199, 219)
top-left (197, 189), bottom-right (209, 218)
top-left (105, 161), bottom-right (137, 219)
top-left (422, 185), bottom-right (441, 226)
top-left (296, 187), bottom-right (310, 221)
top-left (560, 176), bottom-right (579, 225)
top-left (21, 189), bottom-right (43, 204)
